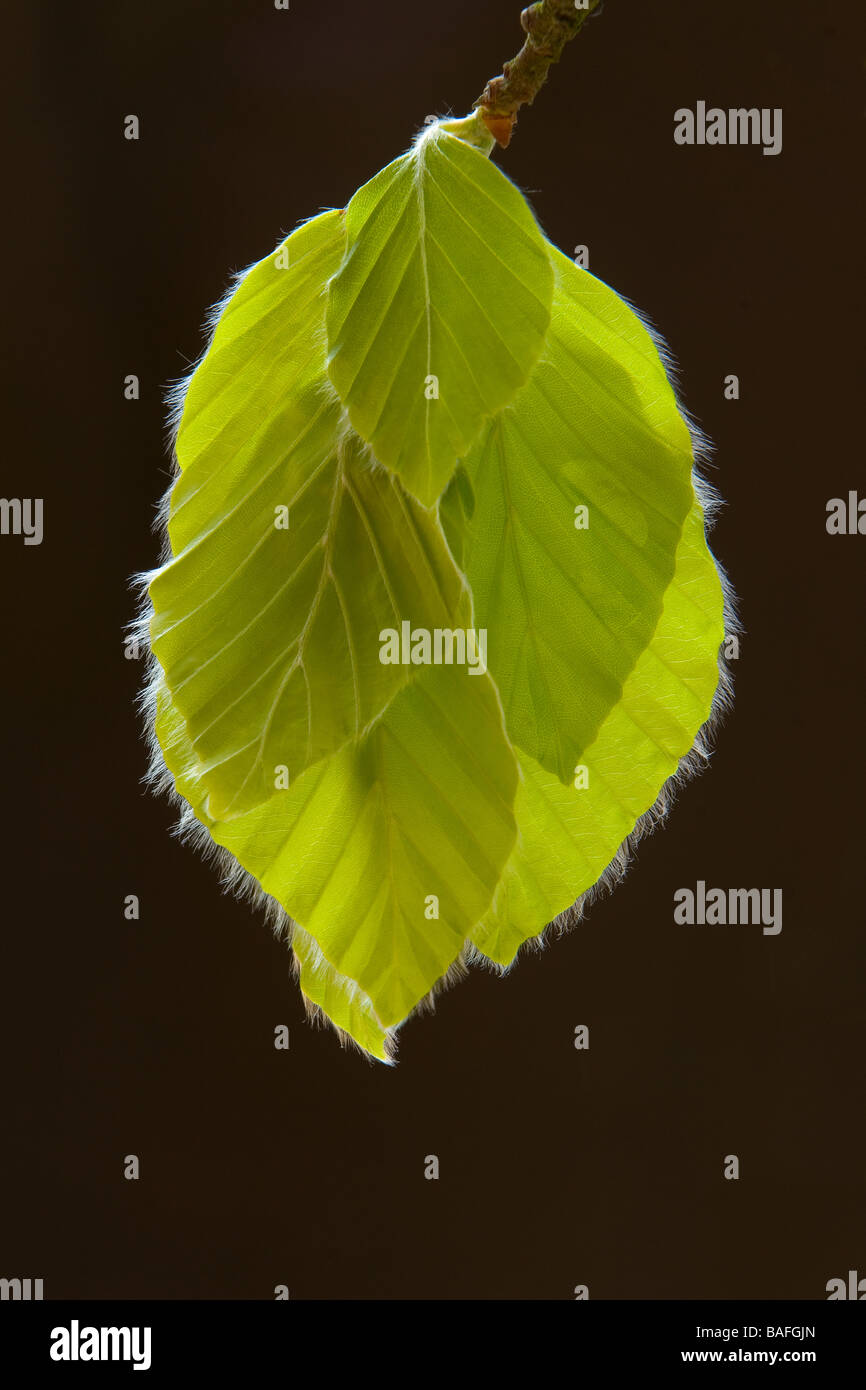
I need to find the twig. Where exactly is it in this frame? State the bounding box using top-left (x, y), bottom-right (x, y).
top-left (474, 0), bottom-right (603, 147)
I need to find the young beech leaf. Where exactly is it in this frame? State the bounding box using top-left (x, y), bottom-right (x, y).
top-left (152, 681), bottom-right (401, 1061)
top-left (469, 501), bottom-right (727, 967)
top-left (155, 685), bottom-right (393, 1062)
top-left (326, 122), bottom-right (554, 506)
top-left (152, 659), bottom-right (520, 1034)
top-left (442, 248), bottom-right (694, 785)
top-left (149, 211), bottom-right (471, 821)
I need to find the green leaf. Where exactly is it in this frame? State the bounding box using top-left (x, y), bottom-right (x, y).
top-left (443, 248), bottom-right (695, 785)
top-left (292, 924), bottom-right (394, 1064)
top-left (153, 660), bottom-right (520, 1037)
top-left (149, 210), bottom-right (471, 820)
top-left (325, 123), bottom-right (555, 506)
top-left (168, 211), bottom-right (344, 503)
top-left (157, 675), bottom-right (394, 1060)
top-left (152, 678), bottom-right (393, 1061)
top-left (469, 501), bottom-right (725, 968)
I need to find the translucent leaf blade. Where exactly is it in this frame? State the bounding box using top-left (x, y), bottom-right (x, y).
top-left (470, 501), bottom-right (726, 968)
top-left (154, 661), bottom-right (520, 1040)
top-left (170, 211), bottom-right (345, 499)
top-left (148, 211), bottom-right (470, 820)
top-left (325, 125), bottom-right (554, 506)
top-left (446, 248), bottom-right (695, 785)
top-left (292, 925), bottom-right (394, 1064)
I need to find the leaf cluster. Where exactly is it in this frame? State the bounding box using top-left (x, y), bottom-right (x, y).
top-left (142, 120), bottom-right (729, 1061)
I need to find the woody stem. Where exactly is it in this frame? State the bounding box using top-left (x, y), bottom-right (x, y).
top-left (474, 0), bottom-right (603, 148)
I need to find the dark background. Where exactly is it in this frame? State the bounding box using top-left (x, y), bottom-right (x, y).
top-left (2, 0), bottom-right (863, 1299)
